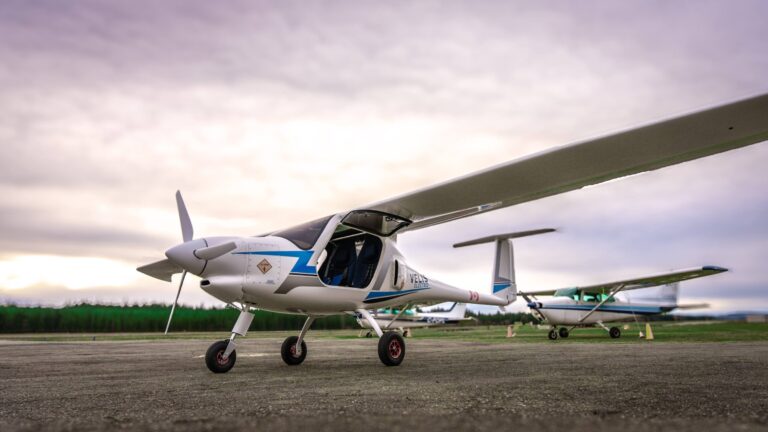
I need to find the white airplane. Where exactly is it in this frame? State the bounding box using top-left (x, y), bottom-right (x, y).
top-left (519, 269), bottom-right (722, 340)
top-left (137, 93), bottom-right (768, 373)
top-left (356, 302), bottom-right (471, 336)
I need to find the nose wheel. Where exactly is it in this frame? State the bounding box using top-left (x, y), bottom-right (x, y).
top-left (281, 336), bottom-right (308, 365)
top-left (378, 331), bottom-right (406, 366)
top-left (205, 340), bottom-right (236, 373)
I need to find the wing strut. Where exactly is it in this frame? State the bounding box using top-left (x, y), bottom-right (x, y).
top-left (577, 283), bottom-right (626, 324)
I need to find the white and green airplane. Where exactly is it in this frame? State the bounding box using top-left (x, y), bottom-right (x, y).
top-left (519, 270), bottom-right (721, 340)
top-left (137, 93), bottom-right (768, 373)
top-left (356, 302), bottom-right (471, 336)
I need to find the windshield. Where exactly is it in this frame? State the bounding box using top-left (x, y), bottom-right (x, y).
top-left (271, 215), bottom-right (333, 250)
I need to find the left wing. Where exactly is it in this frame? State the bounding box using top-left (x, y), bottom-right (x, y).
top-left (523, 266), bottom-right (728, 297)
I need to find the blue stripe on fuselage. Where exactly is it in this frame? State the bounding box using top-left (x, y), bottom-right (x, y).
top-left (363, 288), bottom-right (429, 304)
top-left (538, 304), bottom-right (665, 315)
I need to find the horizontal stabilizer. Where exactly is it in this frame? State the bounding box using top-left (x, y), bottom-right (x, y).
top-left (137, 259), bottom-right (183, 282)
top-left (453, 228), bottom-right (555, 248)
top-left (675, 303), bottom-right (710, 310)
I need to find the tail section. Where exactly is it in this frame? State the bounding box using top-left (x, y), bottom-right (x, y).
top-left (454, 228), bottom-right (555, 304)
top-left (432, 302), bottom-right (467, 320)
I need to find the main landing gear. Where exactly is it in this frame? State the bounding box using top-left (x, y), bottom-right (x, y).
top-left (596, 321), bottom-right (621, 339)
top-left (204, 307), bottom-right (408, 372)
top-left (548, 326), bottom-right (570, 340)
top-left (358, 308), bottom-right (407, 367)
top-left (281, 316), bottom-right (315, 366)
top-left (378, 331), bottom-right (406, 366)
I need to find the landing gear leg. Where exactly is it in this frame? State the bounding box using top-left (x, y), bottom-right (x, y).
top-left (357, 308), bottom-right (407, 366)
top-left (281, 316), bottom-right (315, 366)
top-left (206, 308), bottom-right (254, 373)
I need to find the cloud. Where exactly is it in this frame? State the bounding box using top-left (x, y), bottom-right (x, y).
top-left (0, 0), bottom-right (766, 310)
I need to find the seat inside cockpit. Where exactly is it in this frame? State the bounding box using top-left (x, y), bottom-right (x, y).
top-left (318, 229), bottom-right (383, 289)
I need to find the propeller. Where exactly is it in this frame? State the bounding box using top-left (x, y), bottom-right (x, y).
top-left (165, 190), bottom-right (194, 334)
top-left (161, 191), bottom-right (236, 333)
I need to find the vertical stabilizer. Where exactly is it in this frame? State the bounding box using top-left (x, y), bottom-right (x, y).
top-left (454, 228), bottom-right (555, 305)
top-left (492, 238), bottom-right (516, 304)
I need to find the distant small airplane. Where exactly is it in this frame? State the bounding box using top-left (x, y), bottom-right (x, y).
top-left (136, 93), bottom-right (768, 373)
top-left (356, 302), bottom-right (471, 336)
top-left (519, 270), bottom-right (721, 340)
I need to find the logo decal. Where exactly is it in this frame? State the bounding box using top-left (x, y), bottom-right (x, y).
top-left (257, 259), bottom-right (272, 274)
top-left (469, 291), bottom-right (479, 302)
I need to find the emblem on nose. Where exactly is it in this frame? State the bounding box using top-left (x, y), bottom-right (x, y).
top-left (257, 259), bottom-right (272, 274)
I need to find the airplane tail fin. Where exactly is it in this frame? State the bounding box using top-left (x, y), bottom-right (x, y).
top-left (440, 302), bottom-right (467, 319)
top-left (454, 228), bottom-right (555, 305)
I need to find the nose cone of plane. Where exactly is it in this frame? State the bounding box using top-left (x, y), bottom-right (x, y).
top-left (165, 239), bottom-right (207, 275)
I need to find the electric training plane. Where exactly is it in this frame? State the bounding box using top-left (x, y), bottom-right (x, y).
top-left (137, 93), bottom-right (768, 373)
top-left (356, 302), bottom-right (471, 336)
top-left (520, 270), bottom-right (719, 340)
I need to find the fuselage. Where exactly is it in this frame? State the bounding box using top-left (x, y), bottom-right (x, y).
top-left (529, 297), bottom-right (676, 326)
top-left (170, 213), bottom-right (502, 315)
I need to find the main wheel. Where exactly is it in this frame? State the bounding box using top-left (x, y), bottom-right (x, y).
top-left (609, 326), bottom-right (621, 339)
top-left (205, 340), bottom-right (236, 373)
top-left (281, 336), bottom-right (308, 365)
top-left (378, 332), bottom-right (406, 366)
top-left (548, 329), bottom-right (558, 340)
top-left (559, 327), bottom-right (569, 338)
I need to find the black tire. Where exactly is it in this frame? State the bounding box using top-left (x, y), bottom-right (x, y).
top-left (559, 327), bottom-right (569, 338)
top-left (366, 331), bottom-right (373, 338)
top-left (281, 336), bottom-right (308, 365)
top-left (378, 332), bottom-right (406, 366)
top-left (609, 327), bottom-right (621, 339)
top-left (548, 329), bottom-right (558, 340)
top-left (205, 340), bottom-right (236, 373)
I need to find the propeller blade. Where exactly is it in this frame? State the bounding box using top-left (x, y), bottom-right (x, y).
top-left (164, 270), bottom-right (187, 334)
top-left (194, 241), bottom-right (237, 260)
top-left (175, 190), bottom-right (194, 242)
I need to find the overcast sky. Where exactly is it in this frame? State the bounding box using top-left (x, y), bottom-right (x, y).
top-left (1, 0), bottom-right (766, 313)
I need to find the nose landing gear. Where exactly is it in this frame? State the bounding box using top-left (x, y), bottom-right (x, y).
top-left (205, 339), bottom-right (237, 373)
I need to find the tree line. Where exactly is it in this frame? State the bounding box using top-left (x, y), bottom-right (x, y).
top-left (0, 303), bottom-right (538, 333)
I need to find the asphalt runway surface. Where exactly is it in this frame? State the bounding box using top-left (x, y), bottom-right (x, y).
top-left (1, 337), bottom-right (767, 431)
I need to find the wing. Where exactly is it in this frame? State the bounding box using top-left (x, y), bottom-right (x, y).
top-left (361, 93), bottom-right (768, 229)
top-left (524, 266), bottom-right (727, 296)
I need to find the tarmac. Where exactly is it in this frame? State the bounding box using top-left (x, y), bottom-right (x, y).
top-left (1, 337), bottom-right (767, 431)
